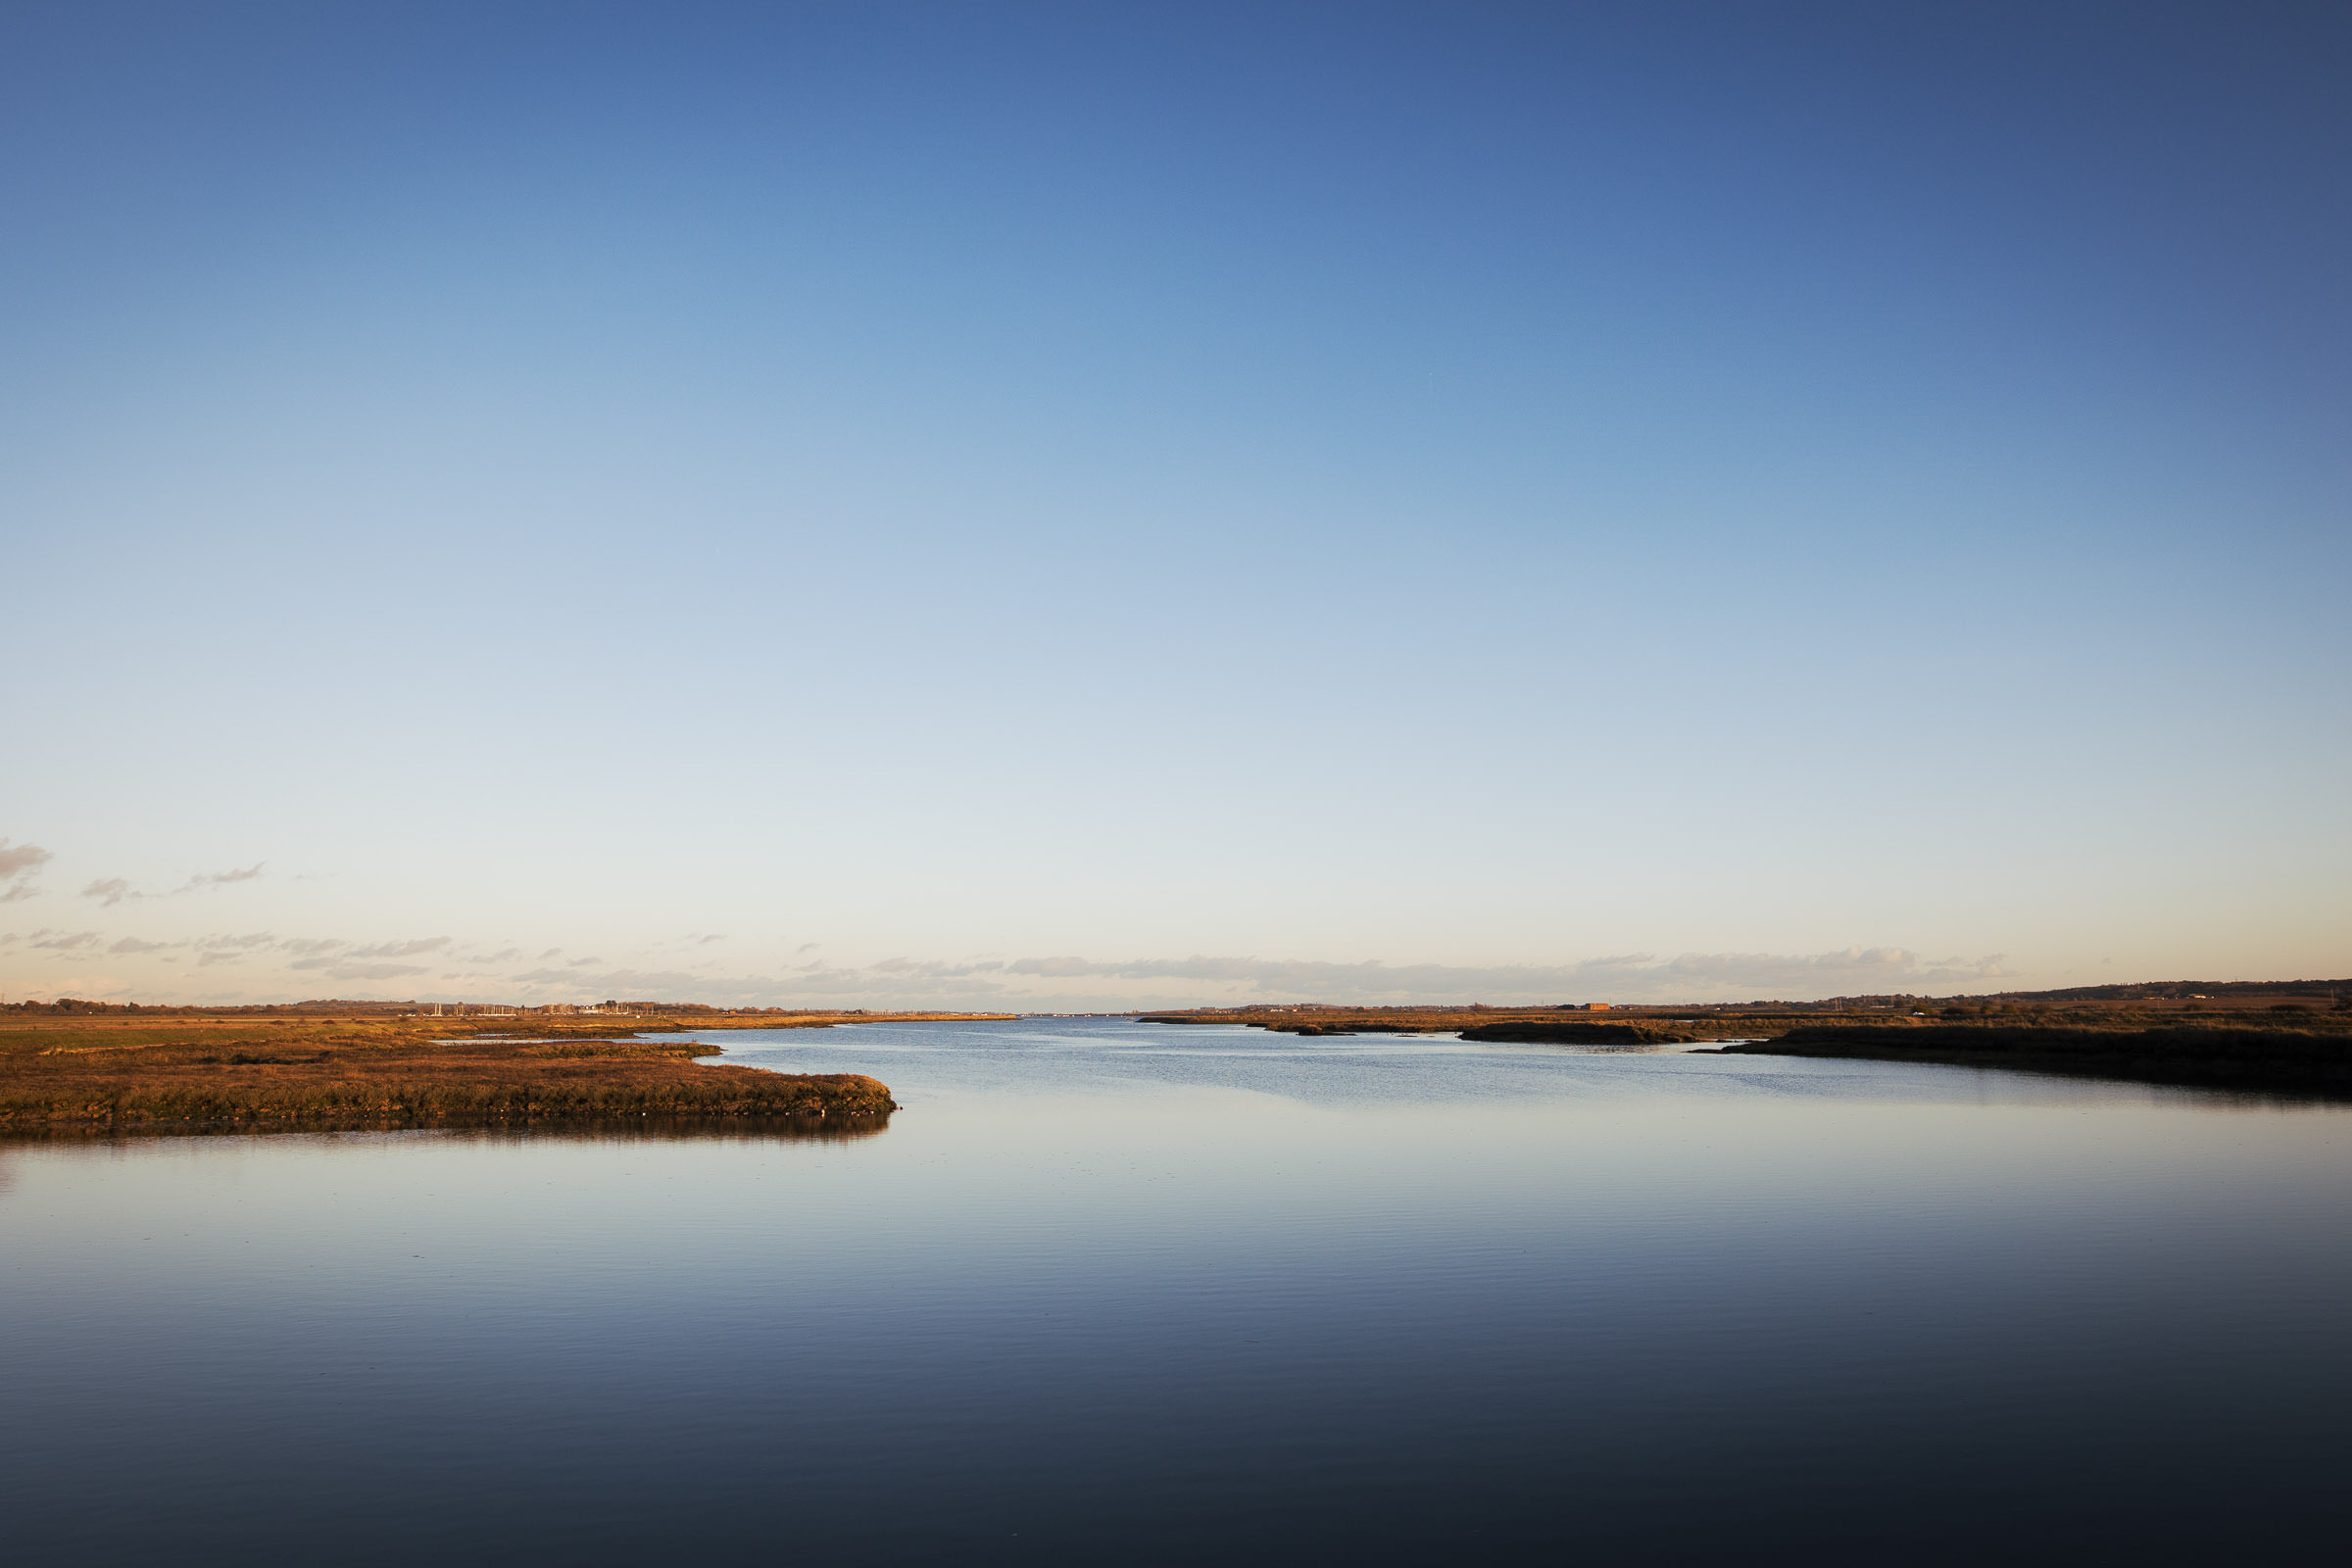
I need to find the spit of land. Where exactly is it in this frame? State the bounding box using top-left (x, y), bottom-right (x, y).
top-left (0, 1005), bottom-right (1007, 1134)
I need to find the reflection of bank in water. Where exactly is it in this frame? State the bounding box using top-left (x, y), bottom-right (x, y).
top-left (0, 1113), bottom-right (896, 1148)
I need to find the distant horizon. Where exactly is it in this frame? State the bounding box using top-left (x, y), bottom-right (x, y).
top-left (7, 969), bottom-right (2343, 1016)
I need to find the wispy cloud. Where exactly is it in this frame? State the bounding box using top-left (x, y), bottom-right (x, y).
top-left (871, 956), bottom-right (1004, 978)
top-left (762, 959), bottom-right (1013, 1001)
top-left (0, 839), bottom-right (51, 904)
top-left (194, 932), bottom-right (279, 967)
top-left (76, 862), bottom-right (267, 906)
top-left (286, 937), bottom-right (449, 972)
top-left (30, 929), bottom-right (102, 952)
top-left (4, 925), bottom-right (2014, 1011)
top-left (177, 863), bottom-right (265, 894)
top-left (24, 928), bottom-right (480, 988)
top-left (507, 966), bottom-right (719, 995)
top-left (343, 937), bottom-right (449, 958)
top-left (1646, 947), bottom-right (2012, 992)
top-left (307, 961), bottom-right (434, 981)
top-left (993, 948), bottom-right (2011, 1003)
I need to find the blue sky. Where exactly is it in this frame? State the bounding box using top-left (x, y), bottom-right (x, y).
top-left (3, 2), bottom-right (2346, 1007)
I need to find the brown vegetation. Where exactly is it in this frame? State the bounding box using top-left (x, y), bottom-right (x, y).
top-left (1138, 983), bottom-right (2352, 1044)
top-left (1719, 1024), bottom-right (2352, 1098)
top-left (1139, 986), bottom-right (2352, 1092)
top-left (1139, 1004), bottom-right (1833, 1042)
top-left (0, 1007), bottom-right (983, 1133)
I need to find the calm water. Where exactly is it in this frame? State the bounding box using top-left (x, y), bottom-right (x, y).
top-left (4, 1018), bottom-right (2348, 1563)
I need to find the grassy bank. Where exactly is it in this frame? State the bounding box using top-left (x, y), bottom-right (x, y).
top-left (0, 1009), bottom-right (985, 1132)
top-left (1141, 1005), bottom-right (1835, 1043)
top-left (1139, 999), bottom-right (2352, 1093)
top-left (1718, 1024), bottom-right (2352, 1098)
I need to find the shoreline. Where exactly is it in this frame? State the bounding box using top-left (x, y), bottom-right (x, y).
top-left (1137, 1006), bottom-right (2352, 1098)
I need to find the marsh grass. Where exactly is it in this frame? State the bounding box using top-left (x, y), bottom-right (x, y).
top-left (1725, 1024), bottom-right (2352, 1097)
top-left (1141, 997), bottom-right (2352, 1094)
top-left (0, 1012), bottom-right (905, 1133)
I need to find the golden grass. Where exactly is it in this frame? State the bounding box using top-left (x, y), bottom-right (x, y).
top-left (1139, 1000), bottom-right (2352, 1050)
top-left (0, 1010), bottom-right (928, 1132)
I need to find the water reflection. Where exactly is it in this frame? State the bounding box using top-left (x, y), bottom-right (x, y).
top-left (3, 1018), bottom-right (2347, 1565)
top-left (0, 1112), bottom-right (892, 1149)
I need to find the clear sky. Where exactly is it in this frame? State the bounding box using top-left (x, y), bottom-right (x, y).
top-left (3, 1), bottom-right (2346, 1008)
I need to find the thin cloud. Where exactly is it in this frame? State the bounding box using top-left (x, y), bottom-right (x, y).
top-left (0, 927), bottom-right (2015, 1010)
top-left (30, 929), bottom-right (101, 952)
top-left (343, 937), bottom-right (451, 959)
top-left (0, 839), bottom-right (51, 904)
top-left (993, 949), bottom-right (2017, 1004)
top-left (175, 863), bottom-right (265, 894)
top-left (308, 961), bottom-right (433, 981)
top-left (1654, 947), bottom-right (2012, 990)
top-left (776, 961), bottom-right (1011, 1001)
top-left (288, 937), bottom-right (450, 971)
top-left (74, 862), bottom-right (266, 906)
top-left (192, 932), bottom-right (278, 968)
top-left (506, 965), bottom-right (738, 996)
top-left (869, 957), bottom-right (1004, 978)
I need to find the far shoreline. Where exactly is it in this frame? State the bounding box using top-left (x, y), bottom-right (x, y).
top-left (1135, 996), bottom-right (2352, 1099)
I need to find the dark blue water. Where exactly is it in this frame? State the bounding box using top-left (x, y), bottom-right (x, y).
top-left (4, 1018), bottom-right (2347, 1563)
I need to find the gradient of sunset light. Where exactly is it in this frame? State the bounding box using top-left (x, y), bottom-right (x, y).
top-left (2, 2), bottom-right (2346, 1007)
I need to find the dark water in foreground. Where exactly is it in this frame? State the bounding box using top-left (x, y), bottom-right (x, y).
top-left (4, 1018), bottom-right (2348, 1564)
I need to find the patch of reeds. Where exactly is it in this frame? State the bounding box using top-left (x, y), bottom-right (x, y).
top-left (0, 1020), bottom-right (896, 1133)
